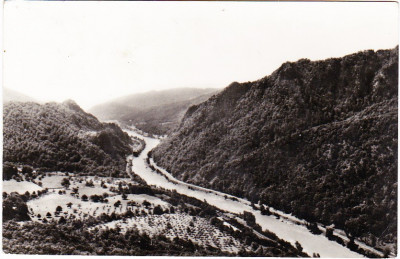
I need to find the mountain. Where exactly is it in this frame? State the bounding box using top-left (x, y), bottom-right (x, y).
top-left (3, 88), bottom-right (36, 103)
top-left (153, 47), bottom-right (398, 247)
top-left (89, 88), bottom-right (219, 135)
top-left (3, 100), bottom-right (132, 176)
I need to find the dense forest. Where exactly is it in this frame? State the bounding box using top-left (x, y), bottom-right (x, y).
top-left (89, 88), bottom-right (218, 135)
top-left (153, 47), bottom-right (398, 249)
top-left (3, 100), bottom-right (132, 177)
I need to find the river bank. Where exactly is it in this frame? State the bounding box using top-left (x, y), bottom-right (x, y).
top-left (124, 128), bottom-right (369, 257)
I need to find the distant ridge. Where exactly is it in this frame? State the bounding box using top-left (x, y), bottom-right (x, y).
top-left (89, 88), bottom-right (219, 135)
top-left (3, 88), bottom-right (36, 103)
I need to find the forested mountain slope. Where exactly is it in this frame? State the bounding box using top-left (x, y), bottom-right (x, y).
top-left (89, 88), bottom-right (218, 135)
top-left (3, 100), bottom-right (132, 176)
top-left (153, 47), bottom-right (398, 246)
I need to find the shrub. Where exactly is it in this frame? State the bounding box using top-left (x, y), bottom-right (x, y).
top-left (3, 163), bottom-right (18, 180)
top-left (3, 193), bottom-right (31, 221)
top-left (61, 178), bottom-right (70, 188)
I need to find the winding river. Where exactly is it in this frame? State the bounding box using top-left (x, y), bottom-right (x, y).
top-left (125, 129), bottom-right (365, 258)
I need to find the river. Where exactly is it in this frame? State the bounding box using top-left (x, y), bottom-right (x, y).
top-left (125, 129), bottom-right (364, 258)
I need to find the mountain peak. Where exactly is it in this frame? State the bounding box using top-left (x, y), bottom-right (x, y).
top-left (63, 99), bottom-right (84, 112)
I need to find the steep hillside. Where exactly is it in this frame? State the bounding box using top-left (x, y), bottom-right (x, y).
top-left (153, 47), bottom-right (398, 247)
top-left (3, 100), bottom-right (132, 176)
top-left (89, 88), bottom-right (218, 135)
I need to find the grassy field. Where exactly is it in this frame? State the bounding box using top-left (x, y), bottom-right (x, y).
top-left (27, 174), bottom-right (169, 221)
top-left (3, 180), bottom-right (43, 194)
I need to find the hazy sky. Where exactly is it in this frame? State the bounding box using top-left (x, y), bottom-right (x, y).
top-left (3, 1), bottom-right (398, 109)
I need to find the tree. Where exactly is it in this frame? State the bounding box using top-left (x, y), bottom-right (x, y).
top-left (58, 216), bottom-right (66, 224)
top-left (56, 206), bottom-right (63, 213)
top-left (325, 227), bottom-right (334, 239)
top-left (127, 201), bottom-right (136, 207)
top-left (346, 235), bottom-right (358, 251)
top-left (260, 205), bottom-right (271, 215)
top-left (124, 209), bottom-right (134, 218)
top-left (22, 165), bottom-right (33, 176)
top-left (61, 178), bottom-right (70, 188)
top-left (114, 200), bottom-right (121, 208)
top-left (2, 193), bottom-right (31, 221)
top-left (243, 211), bottom-right (256, 225)
top-left (166, 222), bottom-right (172, 229)
top-left (3, 163), bottom-right (18, 180)
top-left (295, 241), bottom-right (303, 252)
top-left (67, 202), bottom-right (73, 208)
top-left (85, 180), bottom-right (94, 187)
top-left (153, 205), bottom-right (164, 215)
top-left (122, 193), bottom-right (128, 200)
top-left (81, 194), bottom-right (88, 201)
top-left (142, 200), bottom-right (151, 208)
top-left (307, 222), bottom-right (322, 235)
top-left (90, 195), bottom-right (101, 203)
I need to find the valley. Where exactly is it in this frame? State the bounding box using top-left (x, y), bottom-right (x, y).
top-left (4, 127), bottom-right (376, 257)
top-left (4, 0), bottom-right (399, 256)
top-left (2, 47), bottom-right (397, 257)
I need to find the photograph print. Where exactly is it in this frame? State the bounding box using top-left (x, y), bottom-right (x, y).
top-left (2, 1), bottom-right (398, 257)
